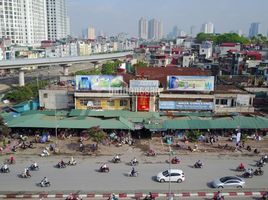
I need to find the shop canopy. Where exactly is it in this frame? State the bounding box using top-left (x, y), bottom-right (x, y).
top-left (163, 116), bottom-right (268, 130)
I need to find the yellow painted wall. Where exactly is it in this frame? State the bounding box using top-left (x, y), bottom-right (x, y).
top-left (75, 98), bottom-right (130, 110)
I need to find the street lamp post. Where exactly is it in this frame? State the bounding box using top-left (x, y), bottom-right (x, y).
top-left (168, 147), bottom-right (173, 200)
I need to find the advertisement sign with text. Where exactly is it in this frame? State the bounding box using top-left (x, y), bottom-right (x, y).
top-left (76, 75), bottom-right (123, 91)
top-left (167, 76), bottom-right (214, 91)
top-left (137, 95), bottom-right (150, 111)
top-left (159, 101), bottom-right (214, 110)
top-left (130, 80), bottom-right (159, 93)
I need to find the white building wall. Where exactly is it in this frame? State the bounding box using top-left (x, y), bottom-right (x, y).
top-left (0, 0), bottom-right (47, 45)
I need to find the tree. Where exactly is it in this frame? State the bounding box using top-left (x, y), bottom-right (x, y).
top-left (196, 33), bottom-right (250, 45)
top-left (0, 116), bottom-right (10, 140)
top-left (87, 126), bottom-right (107, 150)
top-left (134, 61), bottom-right (148, 67)
top-left (101, 61), bottom-right (121, 75)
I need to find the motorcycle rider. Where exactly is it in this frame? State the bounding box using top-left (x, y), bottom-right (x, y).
top-left (101, 163), bottom-right (108, 171)
top-left (10, 156), bottom-right (15, 164)
top-left (114, 154), bottom-right (120, 162)
top-left (196, 160), bottom-right (203, 167)
top-left (26, 168), bottom-right (31, 177)
top-left (246, 168), bottom-right (253, 176)
top-left (238, 162), bottom-right (245, 170)
top-left (32, 161), bottom-right (38, 169)
top-left (255, 167), bottom-right (262, 175)
top-left (2, 163), bottom-right (8, 172)
top-left (131, 167), bottom-right (137, 176)
top-left (59, 159), bottom-right (65, 167)
top-left (173, 156), bottom-right (180, 163)
top-left (41, 177), bottom-right (48, 185)
top-left (131, 157), bottom-right (138, 165)
top-left (213, 191), bottom-right (224, 200)
top-left (69, 156), bottom-right (76, 165)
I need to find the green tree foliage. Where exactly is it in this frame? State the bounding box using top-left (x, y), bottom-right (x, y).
top-left (196, 33), bottom-right (250, 45)
top-left (75, 68), bottom-right (101, 75)
top-left (133, 61), bottom-right (148, 67)
top-left (101, 60), bottom-right (121, 75)
top-left (87, 126), bottom-right (107, 149)
top-left (0, 116), bottom-right (10, 139)
top-left (251, 34), bottom-right (268, 45)
top-left (3, 80), bottom-right (48, 103)
top-left (186, 130), bottom-right (202, 142)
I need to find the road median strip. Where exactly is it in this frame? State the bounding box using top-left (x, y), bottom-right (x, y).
top-left (0, 191), bottom-right (265, 198)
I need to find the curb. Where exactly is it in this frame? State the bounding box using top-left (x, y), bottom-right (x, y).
top-left (0, 191), bottom-right (265, 199)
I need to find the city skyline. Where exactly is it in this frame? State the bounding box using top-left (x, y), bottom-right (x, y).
top-left (67, 0), bottom-right (268, 38)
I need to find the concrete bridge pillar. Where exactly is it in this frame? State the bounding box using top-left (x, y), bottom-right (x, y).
top-left (61, 64), bottom-right (71, 76)
top-left (91, 61), bottom-right (100, 69)
top-left (19, 69), bottom-right (25, 86)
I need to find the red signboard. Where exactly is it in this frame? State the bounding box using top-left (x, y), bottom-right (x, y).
top-left (137, 95), bottom-right (150, 111)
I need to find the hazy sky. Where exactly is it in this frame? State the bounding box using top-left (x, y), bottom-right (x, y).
top-left (67, 0), bottom-right (268, 38)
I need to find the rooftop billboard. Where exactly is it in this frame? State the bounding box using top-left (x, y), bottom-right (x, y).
top-left (167, 76), bottom-right (214, 92)
top-left (76, 75), bottom-right (124, 91)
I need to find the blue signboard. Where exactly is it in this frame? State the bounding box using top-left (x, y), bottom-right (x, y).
top-left (159, 101), bottom-right (214, 110)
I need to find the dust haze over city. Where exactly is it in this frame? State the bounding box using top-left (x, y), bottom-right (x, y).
top-left (67, 0), bottom-right (268, 37)
top-left (0, 0), bottom-right (268, 200)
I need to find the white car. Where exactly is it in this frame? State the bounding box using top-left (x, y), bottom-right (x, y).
top-left (156, 169), bottom-right (185, 183)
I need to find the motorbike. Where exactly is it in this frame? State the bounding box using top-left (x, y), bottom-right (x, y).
top-left (65, 194), bottom-right (82, 200)
top-left (99, 167), bottom-right (109, 173)
top-left (256, 161), bottom-right (265, 167)
top-left (146, 150), bottom-right (156, 157)
top-left (236, 166), bottom-right (246, 172)
top-left (171, 157), bottom-right (180, 164)
top-left (39, 181), bottom-right (50, 187)
top-left (20, 172), bottom-right (31, 178)
top-left (194, 162), bottom-right (203, 168)
top-left (67, 160), bottom-right (77, 166)
top-left (242, 171), bottom-right (253, 178)
top-left (30, 165), bottom-right (39, 171)
top-left (5, 158), bottom-right (15, 164)
top-left (0, 167), bottom-right (10, 173)
top-left (112, 157), bottom-right (121, 163)
top-left (40, 150), bottom-right (50, 157)
top-left (212, 195), bottom-right (225, 200)
top-left (253, 169), bottom-right (264, 176)
top-left (57, 162), bottom-right (67, 168)
top-left (262, 192), bottom-right (268, 200)
top-left (129, 171), bottom-right (138, 177)
top-left (130, 160), bottom-right (139, 166)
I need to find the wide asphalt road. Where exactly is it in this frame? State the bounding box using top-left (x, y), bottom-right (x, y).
top-left (0, 152), bottom-right (267, 194)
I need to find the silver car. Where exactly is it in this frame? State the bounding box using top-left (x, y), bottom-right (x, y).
top-left (211, 176), bottom-right (245, 188)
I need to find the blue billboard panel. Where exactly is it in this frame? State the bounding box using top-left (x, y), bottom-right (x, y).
top-left (159, 101), bottom-right (214, 110)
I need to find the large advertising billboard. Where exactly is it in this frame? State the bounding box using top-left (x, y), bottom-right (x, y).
top-left (76, 75), bottom-right (124, 91)
top-left (129, 80), bottom-right (159, 93)
top-left (159, 101), bottom-right (214, 110)
top-left (167, 76), bottom-right (214, 91)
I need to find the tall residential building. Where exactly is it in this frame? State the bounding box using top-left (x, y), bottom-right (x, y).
top-left (138, 18), bottom-right (148, 39)
top-left (190, 26), bottom-right (195, 36)
top-left (249, 22), bottom-right (260, 38)
top-left (201, 22), bottom-right (214, 34)
top-left (87, 27), bottom-right (95, 40)
top-left (148, 18), bottom-right (163, 41)
top-left (0, 0), bottom-right (47, 46)
top-left (46, 0), bottom-right (69, 41)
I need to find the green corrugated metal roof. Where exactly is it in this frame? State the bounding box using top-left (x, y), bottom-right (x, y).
top-left (6, 114), bottom-right (132, 130)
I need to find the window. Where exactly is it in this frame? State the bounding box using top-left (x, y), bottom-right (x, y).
top-left (107, 100), bottom-right (114, 107)
top-left (216, 99), bottom-right (220, 105)
top-left (220, 99), bottom-right (228, 105)
top-left (43, 93), bottom-right (48, 98)
top-left (93, 100), bottom-right (101, 107)
top-left (120, 100), bottom-right (128, 107)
